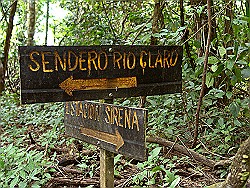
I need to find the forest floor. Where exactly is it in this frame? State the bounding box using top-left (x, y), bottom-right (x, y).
top-left (35, 132), bottom-right (223, 188)
top-left (1, 94), bottom-right (240, 188)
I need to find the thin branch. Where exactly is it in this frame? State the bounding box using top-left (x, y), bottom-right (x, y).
top-left (131, 17), bottom-right (153, 45)
top-left (0, 1), bottom-right (16, 23)
top-left (192, 0), bottom-right (212, 148)
top-left (119, 13), bottom-right (128, 36)
top-left (165, 137), bottom-right (178, 156)
top-left (0, 2), bottom-right (8, 23)
top-left (199, 139), bottom-right (228, 159)
top-left (147, 136), bottom-right (216, 168)
top-left (45, 0), bottom-right (49, 45)
top-left (47, 177), bottom-right (99, 187)
top-left (180, 0), bottom-right (196, 70)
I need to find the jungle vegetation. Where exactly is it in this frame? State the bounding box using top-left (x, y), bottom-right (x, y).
top-left (0, 0), bottom-right (249, 187)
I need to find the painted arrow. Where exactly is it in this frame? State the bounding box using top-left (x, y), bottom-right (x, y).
top-left (80, 127), bottom-right (124, 151)
top-left (59, 76), bottom-right (137, 96)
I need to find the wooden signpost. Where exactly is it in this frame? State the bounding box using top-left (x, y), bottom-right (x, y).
top-left (64, 100), bottom-right (147, 161)
top-left (19, 45), bottom-right (182, 188)
top-left (19, 45), bottom-right (182, 104)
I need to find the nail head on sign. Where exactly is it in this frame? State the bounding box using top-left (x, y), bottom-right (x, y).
top-left (109, 93), bottom-right (113, 97)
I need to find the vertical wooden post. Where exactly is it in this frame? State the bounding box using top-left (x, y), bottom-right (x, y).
top-left (100, 97), bottom-right (114, 188)
top-left (100, 149), bottom-right (114, 188)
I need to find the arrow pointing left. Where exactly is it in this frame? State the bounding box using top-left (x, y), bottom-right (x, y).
top-left (59, 76), bottom-right (137, 96)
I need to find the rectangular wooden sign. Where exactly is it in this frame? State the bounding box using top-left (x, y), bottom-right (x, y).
top-left (64, 101), bottom-right (147, 161)
top-left (19, 45), bottom-right (182, 104)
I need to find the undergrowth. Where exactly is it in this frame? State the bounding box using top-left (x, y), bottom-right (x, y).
top-left (0, 91), bottom-right (64, 187)
top-left (0, 81), bottom-right (249, 187)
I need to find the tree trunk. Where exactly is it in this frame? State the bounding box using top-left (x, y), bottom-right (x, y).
top-left (192, 0), bottom-right (213, 148)
top-left (150, 0), bottom-right (164, 45)
top-left (190, 0), bottom-right (216, 57)
top-left (27, 0), bottom-right (36, 46)
top-left (139, 0), bottom-right (164, 108)
top-left (190, 0), bottom-right (207, 57)
top-left (215, 0), bottom-right (234, 106)
top-left (180, 0), bottom-right (195, 70)
top-left (0, 60), bottom-right (3, 94)
top-left (208, 137), bottom-right (250, 188)
top-left (0, 0), bottom-right (18, 94)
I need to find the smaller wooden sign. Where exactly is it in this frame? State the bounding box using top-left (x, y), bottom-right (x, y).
top-left (64, 101), bottom-right (147, 161)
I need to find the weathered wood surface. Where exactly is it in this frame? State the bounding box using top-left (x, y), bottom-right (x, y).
top-left (64, 100), bottom-right (147, 161)
top-left (19, 45), bottom-right (182, 103)
top-left (100, 149), bottom-right (114, 188)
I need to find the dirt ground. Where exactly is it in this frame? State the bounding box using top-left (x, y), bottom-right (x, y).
top-left (39, 135), bottom-right (222, 188)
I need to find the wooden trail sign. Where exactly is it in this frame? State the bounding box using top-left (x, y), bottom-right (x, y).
top-left (64, 100), bottom-right (148, 161)
top-left (19, 45), bottom-right (182, 104)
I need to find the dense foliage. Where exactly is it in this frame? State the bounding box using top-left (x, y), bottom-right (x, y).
top-left (0, 0), bottom-right (249, 187)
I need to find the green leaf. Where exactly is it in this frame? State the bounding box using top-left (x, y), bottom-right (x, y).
top-left (152, 33), bottom-right (161, 38)
top-left (148, 147), bottom-right (162, 161)
top-left (218, 118), bottom-right (224, 126)
top-left (204, 98), bottom-right (212, 106)
top-left (208, 56), bottom-right (219, 64)
top-left (165, 170), bottom-right (176, 182)
top-left (0, 159), bottom-right (4, 169)
top-left (195, 57), bottom-right (205, 65)
top-left (152, 165), bottom-right (163, 172)
top-left (195, 66), bottom-right (203, 77)
top-left (225, 60), bottom-right (234, 70)
top-left (6, 143), bottom-right (14, 153)
top-left (44, 173), bottom-right (51, 179)
top-left (234, 119), bottom-right (241, 126)
top-left (134, 23), bottom-right (144, 30)
top-left (206, 72), bottom-right (214, 88)
top-left (141, 33), bottom-right (151, 43)
top-left (215, 90), bottom-right (225, 98)
top-left (10, 176), bottom-right (19, 188)
top-left (114, 154), bottom-right (122, 165)
top-left (213, 64), bottom-right (224, 77)
top-left (19, 170), bottom-right (27, 180)
top-left (147, 178), bottom-right (155, 185)
top-left (194, 40), bottom-right (201, 48)
top-left (231, 75), bottom-right (237, 86)
top-left (218, 46), bottom-right (226, 57)
top-left (197, 5), bottom-right (205, 16)
top-left (169, 176), bottom-right (180, 188)
top-left (229, 102), bottom-right (240, 118)
top-left (211, 64), bottom-right (218, 72)
top-left (226, 91), bottom-right (233, 99)
top-left (31, 176), bottom-right (40, 181)
top-left (31, 184), bottom-right (41, 188)
top-left (19, 181), bottom-right (28, 188)
top-left (49, 168), bottom-right (57, 172)
top-left (137, 162), bottom-right (144, 170)
top-left (236, 60), bottom-right (248, 65)
top-left (241, 68), bottom-right (250, 78)
top-left (148, 98), bottom-right (157, 107)
top-left (225, 135), bottom-right (231, 143)
top-left (206, 118), bottom-right (213, 125)
top-left (114, 169), bottom-right (120, 176)
top-left (234, 68), bottom-right (242, 81)
top-left (176, 26), bottom-right (186, 32)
